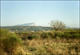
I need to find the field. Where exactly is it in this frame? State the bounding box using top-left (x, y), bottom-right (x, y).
top-left (0, 28), bottom-right (80, 55)
top-left (1, 1), bottom-right (79, 55)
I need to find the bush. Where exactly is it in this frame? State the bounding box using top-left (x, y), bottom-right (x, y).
top-left (0, 47), bottom-right (7, 55)
top-left (28, 47), bottom-right (36, 51)
top-left (47, 32), bottom-right (55, 38)
top-left (0, 29), bottom-right (10, 38)
top-left (72, 33), bottom-right (80, 38)
top-left (41, 32), bottom-right (49, 39)
top-left (63, 32), bottom-right (72, 38)
top-left (27, 34), bottom-right (38, 40)
top-left (3, 34), bottom-right (22, 53)
top-left (0, 29), bottom-right (22, 55)
top-left (54, 31), bottom-right (64, 38)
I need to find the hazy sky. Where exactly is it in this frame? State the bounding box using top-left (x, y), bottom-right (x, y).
top-left (1, 1), bottom-right (79, 28)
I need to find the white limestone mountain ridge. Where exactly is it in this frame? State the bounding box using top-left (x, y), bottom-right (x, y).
top-left (16, 23), bottom-right (36, 26)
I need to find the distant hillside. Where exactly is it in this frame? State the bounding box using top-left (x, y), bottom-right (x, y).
top-left (1, 26), bottom-right (53, 32)
top-left (16, 23), bottom-right (36, 26)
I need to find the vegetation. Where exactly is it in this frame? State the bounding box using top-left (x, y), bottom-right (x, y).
top-left (0, 29), bottom-right (25, 55)
top-left (50, 20), bottom-right (65, 30)
top-left (1, 26), bottom-right (53, 32)
top-left (0, 26), bottom-right (80, 55)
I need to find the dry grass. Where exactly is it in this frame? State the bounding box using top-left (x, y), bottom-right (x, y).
top-left (23, 38), bottom-right (80, 55)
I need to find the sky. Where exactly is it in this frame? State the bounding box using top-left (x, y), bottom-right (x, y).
top-left (1, 1), bottom-right (79, 28)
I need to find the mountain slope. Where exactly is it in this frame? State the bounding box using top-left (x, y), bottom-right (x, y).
top-left (2, 26), bottom-right (53, 32)
top-left (16, 23), bottom-right (36, 26)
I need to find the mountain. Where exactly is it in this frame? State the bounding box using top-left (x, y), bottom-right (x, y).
top-left (16, 23), bottom-right (36, 26)
top-left (1, 22), bottom-right (54, 32)
top-left (2, 26), bottom-right (53, 32)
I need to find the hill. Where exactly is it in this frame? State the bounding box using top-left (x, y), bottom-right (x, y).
top-left (16, 23), bottom-right (36, 26)
top-left (1, 26), bottom-right (53, 32)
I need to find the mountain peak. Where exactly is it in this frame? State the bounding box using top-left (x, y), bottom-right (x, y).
top-left (16, 23), bottom-right (36, 26)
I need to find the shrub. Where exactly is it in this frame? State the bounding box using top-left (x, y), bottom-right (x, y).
top-left (63, 32), bottom-right (72, 38)
top-left (27, 34), bottom-right (38, 40)
top-left (47, 32), bottom-right (55, 38)
top-left (0, 47), bottom-right (7, 55)
top-left (0, 29), bottom-right (23, 55)
top-left (2, 34), bottom-right (22, 53)
top-left (41, 32), bottom-right (49, 39)
top-left (28, 47), bottom-right (36, 51)
top-left (54, 31), bottom-right (64, 38)
top-left (0, 28), bottom-right (10, 38)
top-left (72, 33), bottom-right (80, 38)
